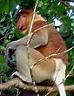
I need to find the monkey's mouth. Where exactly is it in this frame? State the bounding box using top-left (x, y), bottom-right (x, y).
top-left (22, 29), bottom-right (28, 34)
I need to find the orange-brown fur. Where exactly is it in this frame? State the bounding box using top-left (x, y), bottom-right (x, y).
top-left (17, 10), bottom-right (68, 65)
top-left (6, 10), bottom-right (68, 96)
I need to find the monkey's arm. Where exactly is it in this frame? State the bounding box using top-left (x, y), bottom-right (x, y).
top-left (6, 28), bottom-right (48, 50)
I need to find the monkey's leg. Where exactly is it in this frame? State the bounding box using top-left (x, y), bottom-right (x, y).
top-left (12, 45), bottom-right (66, 96)
top-left (12, 45), bottom-right (45, 83)
top-left (52, 59), bottom-right (66, 96)
top-left (12, 45), bottom-right (46, 96)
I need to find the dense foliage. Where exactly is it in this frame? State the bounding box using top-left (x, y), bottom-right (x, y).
top-left (0, 0), bottom-right (74, 96)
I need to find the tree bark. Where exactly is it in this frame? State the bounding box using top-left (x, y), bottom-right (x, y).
top-left (0, 78), bottom-right (74, 94)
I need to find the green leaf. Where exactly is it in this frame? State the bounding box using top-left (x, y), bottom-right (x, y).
top-left (0, 55), bottom-right (5, 63)
top-left (0, 63), bottom-right (10, 74)
top-left (0, 55), bottom-right (10, 74)
top-left (0, 0), bottom-right (20, 14)
top-left (14, 28), bottom-right (24, 39)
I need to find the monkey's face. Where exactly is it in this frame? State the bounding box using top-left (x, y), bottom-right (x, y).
top-left (17, 10), bottom-right (33, 35)
top-left (17, 14), bottom-right (28, 35)
top-left (17, 10), bottom-right (45, 35)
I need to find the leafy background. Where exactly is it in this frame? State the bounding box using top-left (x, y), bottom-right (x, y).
top-left (0, 0), bottom-right (74, 96)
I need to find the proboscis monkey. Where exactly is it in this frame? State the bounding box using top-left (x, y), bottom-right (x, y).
top-left (6, 10), bottom-right (68, 96)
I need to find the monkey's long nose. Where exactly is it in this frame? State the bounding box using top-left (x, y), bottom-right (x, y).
top-left (19, 25), bottom-right (27, 31)
top-left (17, 17), bottom-right (27, 31)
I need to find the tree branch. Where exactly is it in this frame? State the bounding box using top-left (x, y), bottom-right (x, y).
top-left (0, 78), bottom-right (74, 93)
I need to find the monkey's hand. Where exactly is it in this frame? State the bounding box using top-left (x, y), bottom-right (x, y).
top-left (5, 41), bottom-right (17, 63)
top-left (6, 41), bottom-right (19, 50)
top-left (5, 40), bottom-right (20, 58)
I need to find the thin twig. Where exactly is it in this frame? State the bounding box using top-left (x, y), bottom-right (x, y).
top-left (26, 0), bottom-right (39, 96)
top-left (31, 46), bottom-right (74, 69)
top-left (64, 65), bottom-right (74, 81)
top-left (33, 23), bottom-right (53, 33)
top-left (60, 0), bottom-right (69, 7)
top-left (27, 0), bottom-right (39, 46)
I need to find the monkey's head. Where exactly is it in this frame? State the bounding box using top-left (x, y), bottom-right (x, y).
top-left (17, 9), bottom-right (44, 35)
top-left (17, 10), bottom-right (34, 35)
